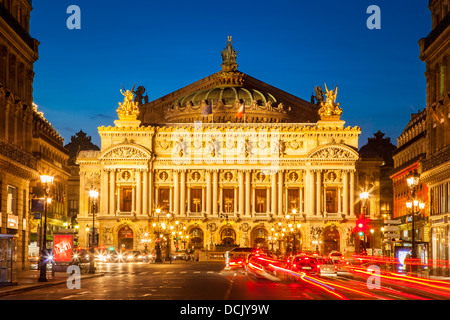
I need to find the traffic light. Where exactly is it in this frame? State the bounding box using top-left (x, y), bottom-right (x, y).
top-left (355, 217), bottom-right (371, 235)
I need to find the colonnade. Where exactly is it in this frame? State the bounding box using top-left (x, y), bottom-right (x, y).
top-left (85, 168), bottom-right (356, 218)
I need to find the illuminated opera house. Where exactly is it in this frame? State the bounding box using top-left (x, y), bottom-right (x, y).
top-left (75, 37), bottom-right (364, 256)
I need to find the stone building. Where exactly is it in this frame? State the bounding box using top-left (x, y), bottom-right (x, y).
top-left (0, 0), bottom-right (39, 270)
top-left (390, 109), bottom-right (429, 261)
top-left (357, 131), bottom-right (396, 254)
top-left (419, 0), bottom-right (450, 271)
top-left (28, 104), bottom-right (71, 253)
top-left (76, 38), bottom-right (363, 256)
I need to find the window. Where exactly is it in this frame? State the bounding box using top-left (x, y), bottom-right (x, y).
top-left (7, 186), bottom-right (17, 215)
top-left (326, 188), bottom-right (338, 213)
top-left (222, 188), bottom-right (234, 213)
top-left (255, 189), bottom-right (267, 213)
top-left (120, 187), bottom-right (133, 212)
top-left (190, 188), bottom-right (202, 213)
top-left (158, 187), bottom-right (170, 211)
top-left (287, 189), bottom-right (299, 211)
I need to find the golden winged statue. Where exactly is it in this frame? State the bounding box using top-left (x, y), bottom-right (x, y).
top-left (117, 84), bottom-right (140, 119)
top-left (318, 84), bottom-right (343, 118)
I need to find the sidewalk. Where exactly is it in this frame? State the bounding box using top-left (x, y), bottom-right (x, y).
top-left (0, 269), bottom-right (104, 297)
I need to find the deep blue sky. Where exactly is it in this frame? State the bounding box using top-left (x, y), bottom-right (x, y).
top-left (30, 0), bottom-right (430, 148)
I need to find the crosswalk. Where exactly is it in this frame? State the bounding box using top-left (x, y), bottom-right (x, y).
top-left (104, 270), bottom-right (223, 276)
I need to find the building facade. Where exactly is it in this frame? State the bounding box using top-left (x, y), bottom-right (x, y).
top-left (76, 39), bottom-right (364, 256)
top-left (357, 131), bottom-right (396, 255)
top-left (391, 109), bottom-right (429, 261)
top-left (0, 0), bottom-right (39, 270)
top-left (419, 0), bottom-right (450, 272)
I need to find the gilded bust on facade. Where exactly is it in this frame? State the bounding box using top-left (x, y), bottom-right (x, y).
top-left (318, 84), bottom-right (343, 118)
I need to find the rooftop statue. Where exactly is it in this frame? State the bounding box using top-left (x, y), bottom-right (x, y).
top-left (220, 36), bottom-right (238, 71)
top-left (318, 84), bottom-right (343, 118)
top-left (314, 86), bottom-right (325, 105)
top-left (117, 84), bottom-right (140, 119)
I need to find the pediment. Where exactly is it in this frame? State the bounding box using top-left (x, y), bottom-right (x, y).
top-left (100, 144), bottom-right (151, 160)
top-left (308, 145), bottom-right (359, 160)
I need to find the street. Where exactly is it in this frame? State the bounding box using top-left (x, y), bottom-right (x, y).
top-left (3, 258), bottom-right (450, 301)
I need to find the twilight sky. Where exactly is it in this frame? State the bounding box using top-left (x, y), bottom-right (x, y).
top-left (29, 0), bottom-right (430, 149)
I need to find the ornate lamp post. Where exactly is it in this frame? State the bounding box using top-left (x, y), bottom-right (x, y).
top-left (359, 192), bottom-right (369, 254)
top-left (165, 213), bottom-right (173, 262)
top-left (405, 170), bottom-right (424, 268)
top-left (88, 188), bottom-right (99, 274)
top-left (153, 208), bottom-right (163, 263)
top-left (38, 175), bottom-right (54, 282)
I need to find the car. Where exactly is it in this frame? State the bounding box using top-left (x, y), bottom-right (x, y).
top-left (316, 257), bottom-right (338, 276)
top-left (172, 250), bottom-right (188, 261)
top-left (73, 249), bottom-right (90, 263)
top-left (289, 255), bottom-right (319, 275)
top-left (228, 247), bottom-right (261, 267)
top-left (328, 251), bottom-right (344, 262)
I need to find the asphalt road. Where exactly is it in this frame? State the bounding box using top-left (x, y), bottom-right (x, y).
top-left (2, 260), bottom-right (449, 301)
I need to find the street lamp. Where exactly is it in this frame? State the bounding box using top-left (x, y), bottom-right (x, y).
top-left (359, 192), bottom-right (370, 254)
top-left (154, 208), bottom-right (163, 263)
top-left (406, 169), bottom-right (424, 265)
top-left (38, 174), bottom-right (54, 282)
top-left (89, 188), bottom-right (99, 274)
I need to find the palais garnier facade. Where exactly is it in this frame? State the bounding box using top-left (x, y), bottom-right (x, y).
top-left (76, 37), bottom-right (365, 255)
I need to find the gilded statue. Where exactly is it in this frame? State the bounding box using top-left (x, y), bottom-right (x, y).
top-left (117, 84), bottom-right (140, 119)
top-left (318, 84), bottom-right (343, 118)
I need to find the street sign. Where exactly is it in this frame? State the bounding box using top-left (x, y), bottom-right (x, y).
top-left (384, 231), bottom-right (400, 238)
top-left (384, 219), bottom-right (401, 225)
top-left (383, 225), bottom-right (400, 232)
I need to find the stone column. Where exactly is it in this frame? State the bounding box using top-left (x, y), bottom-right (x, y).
top-left (202, 187), bottom-right (205, 213)
top-left (343, 170), bottom-right (349, 216)
top-left (149, 170), bottom-right (154, 215)
top-left (80, 172), bottom-right (86, 216)
top-left (266, 187), bottom-right (270, 214)
top-left (131, 187), bottom-right (135, 213)
top-left (308, 169), bottom-right (315, 216)
top-left (117, 185), bottom-right (121, 213)
top-left (338, 187), bottom-right (342, 214)
top-left (239, 170), bottom-right (245, 216)
top-left (109, 170), bottom-right (116, 215)
top-left (350, 170), bottom-right (355, 217)
top-left (180, 170), bottom-right (186, 216)
top-left (316, 170), bottom-right (321, 216)
top-left (271, 172), bottom-right (277, 216)
top-left (245, 171), bottom-right (251, 216)
top-left (173, 170), bottom-right (180, 215)
top-left (100, 169), bottom-right (109, 215)
top-left (278, 171), bottom-right (283, 216)
top-left (142, 170), bottom-right (148, 215)
top-left (219, 186), bottom-right (223, 214)
top-left (206, 170), bottom-right (212, 215)
top-left (136, 170), bottom-right (142, 215)
top-left (299, 187), bottom-right (303, 213)
top-left (234, 187), bottom-right (238, 213)
top-left (187, 187), bottom-right (191, 214)
top-left (169, 187), bottom-right (173, 213)
top-left (155, 187), bottom-right (159, 209)
top-left (213, 170), bottom-right (219, 216)
top-left (252, 186), bottom-right (256, 216)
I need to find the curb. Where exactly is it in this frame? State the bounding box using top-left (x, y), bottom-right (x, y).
top-left (0, 273), bottom-right (104, 297)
